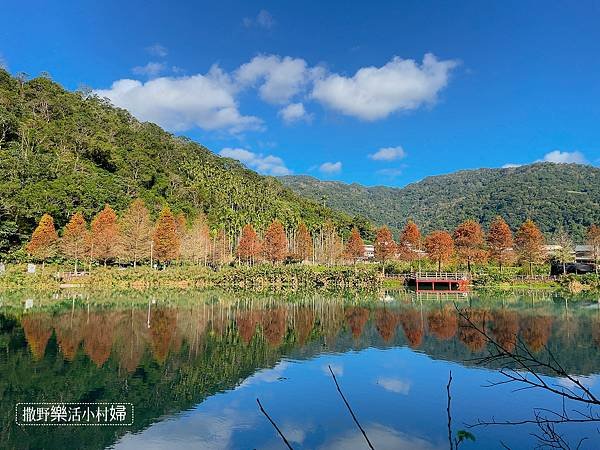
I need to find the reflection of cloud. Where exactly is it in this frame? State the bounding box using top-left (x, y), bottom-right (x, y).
top-left (320, 423), bottom-right (442, 450)
top-left (556, 375), bottom-right (596, 390)
top-left (322, 363), bottom-right (344, 376)
top-left (238, 361), bottom-right (290, 388)
top-left (113, 407), bottom-right (255, 450)
top-left (376, 377), bottom-right (411, 394)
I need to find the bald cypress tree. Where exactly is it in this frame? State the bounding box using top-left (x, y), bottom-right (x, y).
top-left (60, 212), bottom-right (89, 273)
top-left (153, 206), bottom-right (180, 264)
top-left (26, 213), bottom-right (59, 262)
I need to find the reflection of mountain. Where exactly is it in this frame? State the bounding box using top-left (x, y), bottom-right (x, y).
top-left (1, 292), bottom-right (600, 449)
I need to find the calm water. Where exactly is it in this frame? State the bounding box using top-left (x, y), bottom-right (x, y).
top-left (1, 289), bottom-right (600, 449)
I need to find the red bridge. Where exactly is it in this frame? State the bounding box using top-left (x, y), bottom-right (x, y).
top-left (405, 272), bottom-right (470, 293)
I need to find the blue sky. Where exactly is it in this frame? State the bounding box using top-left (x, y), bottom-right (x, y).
top-left (2, 0), bottom-right (599, 186)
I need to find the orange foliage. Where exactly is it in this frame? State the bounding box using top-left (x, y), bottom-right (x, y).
top-left (60, 212), bottom-right (89, 267)
top-left (424, 230), bottom-right (454, 271)
top-left (84, 313), bottom-right (114, 367)
top-left (400, 309), bottom-right (424, 348)
top-left (398, 219), bottom-right (421, 262)
top-left (376, 309), bottom-right (400, 343)
top-left (345, 227), bottom-right (365, 262)
top-left (22, 314), bottom-right (53, 360)
top-left (520, 315), bottom-right (553, 352)
top-left (263, 220), bottom-right (288, 263)
top-left (53, 312), bottom-right (84, 361)
top-left (374, 226), bottom-right (396, 262)
top-left (26, 213), bottom-right (59, 260)
top-left (237, 224), bottom-right (262, 263)
top-left (149, 309), bottom-right (177, 363)
top-left (459, 309), bottom-right (488, 353)
top-left (454, 220), bottom-right (486, 271)
top-left (427, 308), bottom-right (458, 341)
top-left (515, 219), bottom-right (545, 274)
top-left (90, 205), bottom-right (120, 263)
top-left (119, 199), bottom-right (152, 266)
top-left (295, 307), bottom-right (315, 345)
top-left (296, 222), bottom-right (313, 261)
top-left (236, 310), bottom-right (259, 344)
top-left (487, 216), bottom-right (514, 269)
top-left (153, 206), bottom-right (180, 262)
top-left (491, 310), bottom-right (519, 352)
top-left (261, 308), bottom-right (287, 347)
top-left (345, 307), bottom-right (370, 339)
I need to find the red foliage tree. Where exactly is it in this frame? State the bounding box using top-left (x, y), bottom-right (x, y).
top-left (375, 309), bottom-right (400, 343)
top-left (60, 212), bottom-right (89, 272)
top-left (424, 230), bottom-right (454, 271)
top-left (296, 222), bottom-right (313, 262)
top-left (263, 220), bottom-right (288, 263)
top-left (487, 216), bottom-right (514, 272)
top-left (520, 315), bottom-right (553, 352)
top-left (454, 220), bottom-right (486, 272)
top-left (345, 227), bottom-right (364, 263)
top-left (374, 226), bottom-right (396, 274)
top-left (153, 206), bottom-right (180, 263)
top-left (345, 307), bottom-right (370, 339)
top-left (236, 224), bottom-right (262, 264)
top-left (515, 219), bottom-right (545, 276)
top-left (427, 308), bottom-right (458, 340)
top-left (26, 213), bottom-right (59, 261)
top-left (22, 314), bottom-right (53, 360)
top-left (400, 309), bottom-right (424, 348)
top-left (398, 219), bottom-right (421, 265)
top-left (236, 310), bottom-right (259, 344)
top-left (261, 308), bottom-right (287, 347)
top-left (90, 205), bottom-right (120, 265)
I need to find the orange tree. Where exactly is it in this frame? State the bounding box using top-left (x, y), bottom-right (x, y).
top-left (60, 212), bottom-right (89, 272)
top-left (374, 226), bottom-right (396, 274)
top-left (398, 219), bottom-right (421, 268)
top-left (424, 230), bottom-right (454, 272)
top-left (236, 224), bottom-right (262, 264)
top-left (119, 199), bottom-right (152, 268)
top-left (515, 219), bottom-right (545, 276)
top-left (263, 220), bottom-right (288, 263)
top-left (453, 219), bottom-right (486, 272)
top-left (487, 216), bottom-right (514, 272)
top-left (296, 222), bottom-right (313, 262)
top-left (26, 213), bottom-right (59, 262)
top-left (90, 205), bottom-right (120, 266)
top-left (345, 227), bottom-right (364, 264)
top-left (153, 206), bottom-right (180, 263)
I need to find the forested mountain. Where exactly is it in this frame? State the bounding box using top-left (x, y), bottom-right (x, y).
top-left (0, 69), bottom-right (358, 255)
top-left (281, 163), bottom-right (600, 240)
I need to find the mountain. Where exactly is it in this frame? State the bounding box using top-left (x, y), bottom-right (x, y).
top-left (280, 163), bottom-right (600, 240)
top-left (0, 69), bottom-right (357, 255)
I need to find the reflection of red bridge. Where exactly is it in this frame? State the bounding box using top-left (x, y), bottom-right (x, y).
top-left (405, 272), bottom-right (470, 293)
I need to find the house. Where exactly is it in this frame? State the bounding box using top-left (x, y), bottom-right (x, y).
top-left (575, 245), bottom-right (595, 264)
top-left (363, 244), bottom-right (375, 259)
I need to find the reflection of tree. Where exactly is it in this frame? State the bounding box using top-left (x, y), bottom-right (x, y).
top-left (520, 315), bottom-right (553, 352)
top-left (149, 309), bottom-right (177, 363)
top-left (592, 317), bottom-right (600, 349)
top-left (400, 309), bottom-right (423, 348)
top-left (459, 309), bottom-right (488, 352)
top-left (490, 310), bottom-right (519, 352)
top-left (84, 313), bottom-right (114, 367)
top-left (294, 307), bottom-right (315, 345)
top-left (114, 310), bottom-right (148, 372)
top-left (236, 310), bottom-right (258, 344)
top-left (345, 307), bottom-right (369, 340)
top-left (261, 308), bottom-right (287, 347)
top-left (427, 308), bottom-right (457, 341)
top-left (376, 309), bottom-right (400, 343)
top-left (22, 314), bottom-right (53, 361)
top-left (53, 311), bottom-right (84, 361)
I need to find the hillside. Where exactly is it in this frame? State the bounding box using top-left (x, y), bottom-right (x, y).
top-left (0, 69), bottom-right (357, 255)
top-left (280, 163), bottom-right (600, 240)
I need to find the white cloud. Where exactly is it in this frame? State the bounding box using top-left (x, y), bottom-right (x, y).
top-left (321, 423), bottom-right (441, 450)
top-left (319, 161), bottom-right (342, 174)
top-left (279, 103), bottom-right (311, 123)
top-left (146, 44), bottom-right (168, 58)
top-left (236, 55), bottom-right (320, 104)
top-left (312, 53), bottom-right (458, 120)
top-left (540, 150), bottom-right (587, 164)
top-left (132, 62), bottom-right (167, 77)
top-left (322, 363), bottom-right (344, 376)
top-left (243, 10), bottom-right (275, 29)
top-left (94, 66), bottom-right (262, 133)
top-left (369, 146), bottom-right (406, 161)
top-left (376, 377), bottom-right (411, 394)
top-left (219, 147), bottom-right (291, 176)
top-left (502, 163), bottom-right (522, 168)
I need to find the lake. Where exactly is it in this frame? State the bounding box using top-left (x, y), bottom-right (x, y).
top-left (1, 289), bottom-right (600, 449)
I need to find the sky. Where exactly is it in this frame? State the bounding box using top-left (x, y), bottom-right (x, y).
top-left (1, 0), bottom-right (600, 186)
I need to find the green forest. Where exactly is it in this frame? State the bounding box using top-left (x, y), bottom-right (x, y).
top-left (0, 69), bottom-right (365, 257)
top-left (281, 163), bottom-right (600, 240)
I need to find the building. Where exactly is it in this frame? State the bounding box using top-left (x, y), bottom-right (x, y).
top-left (363, 244), bottom-right (374, 259)
top-left (575, 245), bottom-right (595, 264)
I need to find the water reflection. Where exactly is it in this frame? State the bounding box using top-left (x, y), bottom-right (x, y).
top-left (1, 290), bottom-right (599, 449)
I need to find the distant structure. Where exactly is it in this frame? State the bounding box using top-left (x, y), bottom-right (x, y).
top-left (363, 244), bottom-right (375, 259)
top-left (575, 245), bottom-right (594, 264)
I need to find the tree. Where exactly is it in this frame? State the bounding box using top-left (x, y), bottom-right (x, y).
top-left (181, 214), bottom-right (211, 266)
top-left (453, 220), bottom-right (486, 272)
top-left (263, 220), bottom-right (288, 263)
top-left (26, 213), bottom-right (59, 262)
top-left (587, 225), bottom-right (600, 274)
top-left (515, 219), bottom-right (545, 276)
top-left (552, 228), bottom-right (574, 275)
top-left (119, 199), bottom-right (152, 268)
top-left (374, 226), bottom-right (396, 274)
top-left (90, 205), bottom-right (120, 265)
top-left (236, 224), bottom-right (262, 264)
top-left (60, 212), bottom-right (89, 273)
top-left (296, 222), bottom-right (313, 262)
top-left (322, 221), bottom-right (343, 265)
top-left (153, 206), bottom-right (180, 263)
top-left (487, 216), bottom-right (513, 272)
top-left (424, 230), bottom-right (454, 272)
top-left (211, 228), bottom-right (232, 266)
top-left (398, 219), bottom-right (421, 266)
top-left (345, 227), bottom-right (364, 263)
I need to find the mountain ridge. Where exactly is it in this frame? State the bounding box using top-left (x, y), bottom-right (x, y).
top-left (280, 163), bottom-right (600, 240)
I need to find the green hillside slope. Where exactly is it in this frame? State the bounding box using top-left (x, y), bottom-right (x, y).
top-left (280, 163), bottom-right (600, 240)
top-left (0, 69), bottom-right (356, 255)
